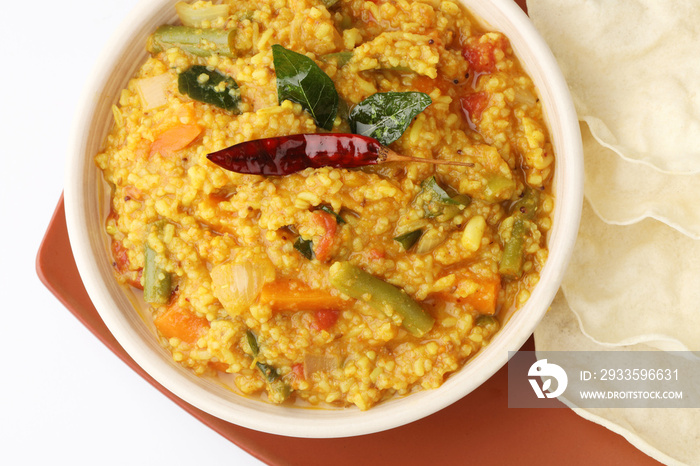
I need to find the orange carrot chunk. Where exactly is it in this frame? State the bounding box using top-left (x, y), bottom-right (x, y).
top-left (149, 124), bottom-right (202, 157)
top-left (154, 305), bottom-right (210, 345)
top-left (462, 276), bottom-right (501, 315)
top-left (259, 279), bottom-right (345, 312)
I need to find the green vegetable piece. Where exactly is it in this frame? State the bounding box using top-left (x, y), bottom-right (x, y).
top-left (294, 236), bottom-right (315, 260)
top-left (318, 205), bottom-right (345, 224)
top-left (451, 193), bottom-right (472, 206)
top-left (349, 92), bottom-right (431, 146)
top-left (320, 0), bottom-right (341, 7)
top-left (394, 229), bottom-right (423, 251)
top-left (246, 330), bottom-right (291, 402)
top-left (245, 330), bottom-right (260, 357)
top-left (178, 65), bottom-right (241, 113)
top-left (499, 218), bottom-right (526, 278)
top-left (151, 25), bottom-right (235, 57)
top-left (321, 51), bottom-right (353, 67)
top-left (272, 44), bottom-right (339, 130)
top-left (417, 176), bottom-right (470, 218)
top-left (484, 175), bottom-right (516, 203)
top-left (329, 261), bottom-right (435, 337)
top-left (511, 187), bottom-right (540, 221)
top-left (498, 188), bottom-right (540, 278)
top-left (256, 362), bottom-right (281, 383)
top-left (143, 244), bottom-right (172, 304)
top-left (257, 362), bottom-right (292, 401)
top-left (476, 315), bottom-right (499, 333)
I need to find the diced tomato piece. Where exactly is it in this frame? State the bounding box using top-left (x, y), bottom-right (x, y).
top-left (460, 92), bottom-right (490, 124)
top-left (111, 239), bottom-right (143, 289)
top-left (368, 248), bottom-right (385, 260)
top-left (311, 308), bottom-right (339, 331)
top-left (292, 363), bottom-right (305, 381)
top-left (312, 210), bottom-right (337, 263)
top-left (111, 239), bottom-right (129, 274)
top-left (123, 186), bottom-right (143, 201)
top-left (463, 41), bottom-right (496, 73)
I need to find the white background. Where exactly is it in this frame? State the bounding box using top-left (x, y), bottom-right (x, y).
top-left (1, 1), bottom-right (264, 464)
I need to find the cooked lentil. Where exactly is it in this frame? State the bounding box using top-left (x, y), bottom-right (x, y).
top-left (96, 0), bottom-right (554, 410)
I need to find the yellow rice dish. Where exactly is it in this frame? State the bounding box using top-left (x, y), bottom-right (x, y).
top-left (96, 0), bottom-right (554, 410)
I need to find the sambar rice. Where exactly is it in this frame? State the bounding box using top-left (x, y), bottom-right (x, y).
top-left (96, 0), bottom-right (554, 410)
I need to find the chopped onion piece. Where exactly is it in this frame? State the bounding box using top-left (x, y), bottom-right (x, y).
top-left (135, 73), bottom-right (171, 111)
top-left (175, 1), bottom-right (230, 27)
top-left (303, 354), bottom-right (341, 378)
top-left (211, 261), bottom-right (270, 317)
top-left (513, 86), bottom-right (538, 107)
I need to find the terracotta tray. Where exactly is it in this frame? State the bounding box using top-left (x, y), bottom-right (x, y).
top-left (37, 197), bottom-right (660, 465)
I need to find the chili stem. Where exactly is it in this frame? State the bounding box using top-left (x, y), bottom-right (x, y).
top-left (381, 148), bottom-right (474, 167)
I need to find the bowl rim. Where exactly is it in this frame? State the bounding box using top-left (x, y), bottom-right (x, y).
top-left (64, 0), bottom-right (583, 438)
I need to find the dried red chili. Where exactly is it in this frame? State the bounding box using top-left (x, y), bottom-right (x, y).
top-left (207, 133), bottom-right (472, 176)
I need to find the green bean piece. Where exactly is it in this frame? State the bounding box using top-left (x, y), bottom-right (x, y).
top-left (143, 244), bottom-right (172, 304)
top-left (511, 187), bottom-right (540, 221)
top-left (151, 25), bottom-right (235, 57)
top-left (329, 261), bottom-right (435, 337)
top-left (499, 217), bottom-right (526, 278)
top-left (394, 229), bottom-right (423, 251)
top-left (246, 330), bottom-right (292, 402)
top-left (498, 188), bottom-right (540, 278)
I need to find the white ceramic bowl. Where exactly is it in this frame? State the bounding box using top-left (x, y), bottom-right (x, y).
top-left (65, 0), bottom-right (583, 438)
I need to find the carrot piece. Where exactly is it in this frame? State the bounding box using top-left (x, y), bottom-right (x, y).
top-left (154, 305), bottom-right (210, 344)
top-left (439, 274), bottom-right (501, 315)
top-left (462, 276), bottom-right (501, 315)
top-left (149, 124), bottom-right (202, 157)
top-left (412, 75), bottom-right (451, 95)
top-left (208, 361), bottom-right (229, 372)
top-left (259, 279), bottom-right (345, 312)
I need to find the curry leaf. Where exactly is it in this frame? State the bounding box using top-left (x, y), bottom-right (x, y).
top-left (272, 44), bottom-right (339, 131)
top-left (317, 205), bottom-right (345, 224)
top-left (394, 229), bottom-right (423, 251)
top-left (178, 65), bottom-right (241, 113)
top-left (294, 236), bottom-right (315, 260)
top-left (349, 92), bottom-right (431, 145)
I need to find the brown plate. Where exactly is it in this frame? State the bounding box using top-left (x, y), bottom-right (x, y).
top-left (37, 196), bottom-right (661, 466)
